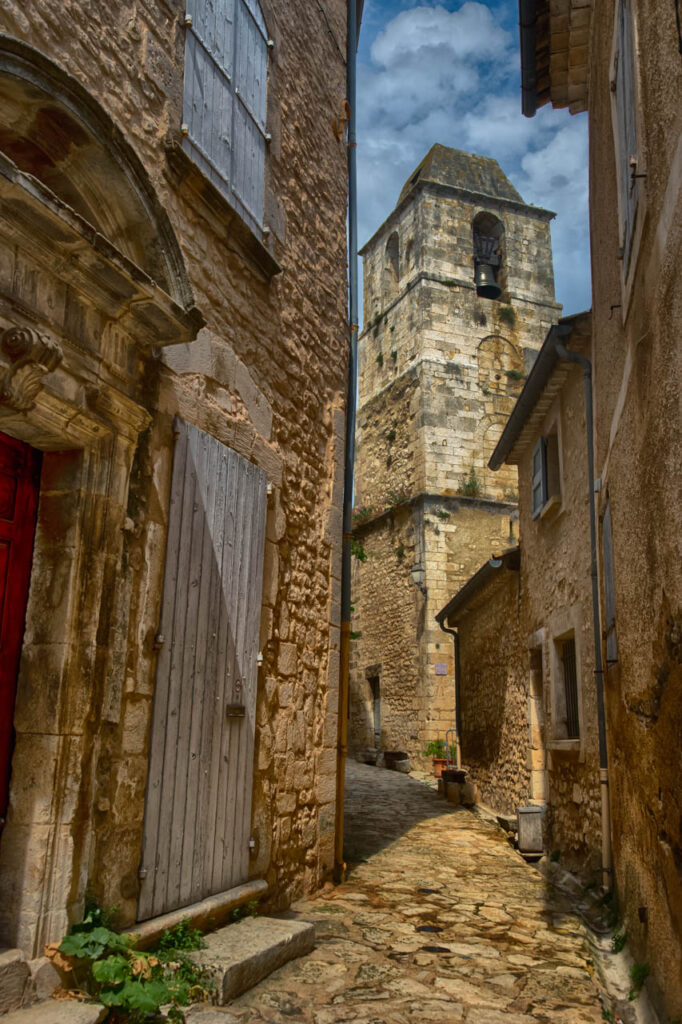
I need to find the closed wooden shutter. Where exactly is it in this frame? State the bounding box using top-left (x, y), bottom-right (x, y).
top-left (602, 501), bottom-right (618, 663)
top-left (614, 0), bottom-right (639, 269)
top-left (183, 0), bottom-right (267, 233)
top-left (531, 437), bottom-right (547, 519)
top-left (138, 419), bottom-right (267, 921)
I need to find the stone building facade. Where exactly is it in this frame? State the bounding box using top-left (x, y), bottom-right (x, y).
top-left (0, 0), bottom-right (354, 970)
top-left (520, 2), bottom-right (682, 1016)
top-left (438, 314), bottom-right (603, 878)
top-left (349, 146), bottom-right (561, 764)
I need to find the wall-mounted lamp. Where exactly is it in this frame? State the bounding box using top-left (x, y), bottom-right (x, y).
top-left (411, 562), bottom-right (427, 596)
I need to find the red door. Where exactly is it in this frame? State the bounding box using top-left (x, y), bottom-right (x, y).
top-left (0, 432), bottom-right (40, 829)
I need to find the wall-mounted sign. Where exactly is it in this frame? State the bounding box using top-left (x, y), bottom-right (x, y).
top-left (435, 663), bottom-right (447, 675)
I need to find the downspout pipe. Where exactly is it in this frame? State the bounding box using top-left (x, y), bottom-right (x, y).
top-left (334, 0), bottom-right (359, 885)
top-left (555, 340), bottom-right (612, 891)
top-left (437, 620), bottom-right (462, 769)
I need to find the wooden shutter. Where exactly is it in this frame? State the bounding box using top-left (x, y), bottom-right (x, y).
top-left (602, 501), bottom-right (618, 663)
top-left (139, 419), bottom-right (267, 921)
top-left (183, 0), bottom-right (267, 233)
top-left (614, 0), bottom-right (639, 269)
top-left (531, 437), bottom-right (547, 519)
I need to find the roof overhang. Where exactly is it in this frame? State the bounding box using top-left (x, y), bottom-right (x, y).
top-left (489, 310), bottom-right (591, 470)
top-left (436, 547), bottom-right (521, 627)
top-left (518, 0), bottom-right (591, 117)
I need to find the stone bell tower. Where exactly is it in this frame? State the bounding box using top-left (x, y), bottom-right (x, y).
top-left (349, 144), bottom-right (561, 764)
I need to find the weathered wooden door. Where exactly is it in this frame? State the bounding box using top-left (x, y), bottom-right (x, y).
top-left (138, 420), bottom-right (267, 920)
top-left (0, 431), bottom-right (41, 830)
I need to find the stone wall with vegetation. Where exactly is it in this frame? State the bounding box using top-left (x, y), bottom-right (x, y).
top-left (0, 0), bottom-right (349, 954)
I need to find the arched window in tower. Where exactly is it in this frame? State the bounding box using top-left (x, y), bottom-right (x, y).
top-left (472, 212), bottom-right (504, 300)
top-left (383, 231), bottom-right (400, 304)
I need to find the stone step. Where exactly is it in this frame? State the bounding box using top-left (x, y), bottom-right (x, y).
top-left (0, 948), bottom-right (29, 1014)
top-left (193, 916), bottom-right (315, 1004)
top-left (1, 1000), bottom-right (106, 1023)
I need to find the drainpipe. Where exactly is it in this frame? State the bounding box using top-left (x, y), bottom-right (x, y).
top-left (437, 620), bottom-right (462, 769)
top-left (555, 339), bottom-right (612, 892)
top-left (334, 0), bottom-right (359, 885)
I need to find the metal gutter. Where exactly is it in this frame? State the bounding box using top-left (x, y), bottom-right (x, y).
top-left (334, 0), bottom-right (359, 885)
top-left (488, 312), bottom-right (590, 471)
top-left (519, 0), bottom-right (539, 118)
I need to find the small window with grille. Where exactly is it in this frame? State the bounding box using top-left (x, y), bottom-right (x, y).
top-left (559, 637), bottom-right (580, 739)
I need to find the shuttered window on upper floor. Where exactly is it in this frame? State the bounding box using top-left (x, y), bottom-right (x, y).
top-left (612, 0), bottom-right (639, 272)
top-left (183, 0), bottom-right (268, 235)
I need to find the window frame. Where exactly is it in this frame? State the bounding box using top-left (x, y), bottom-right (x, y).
top-left (546, 608), bottom-right (585, 755)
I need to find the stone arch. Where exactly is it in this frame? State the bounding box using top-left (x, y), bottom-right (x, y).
top-left (479, 413), bottom-right (519, 498)
top-left (477, 334), bottom-right (523, 394)
top-left (0, 34), bottom-right (196, 309)
top-left (472, 210), bottom-right (506, 299)
top-left (383, 230), bottom-right (400, 303)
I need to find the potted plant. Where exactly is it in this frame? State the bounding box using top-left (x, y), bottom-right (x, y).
top-left (423, 739), bottom-right (447, 778)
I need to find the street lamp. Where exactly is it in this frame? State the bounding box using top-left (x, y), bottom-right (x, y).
top-left (411, 561), bottom-right (427, 596)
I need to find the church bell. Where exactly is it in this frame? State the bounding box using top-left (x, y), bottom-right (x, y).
top-left (474, 262), bottom-right (502, 300)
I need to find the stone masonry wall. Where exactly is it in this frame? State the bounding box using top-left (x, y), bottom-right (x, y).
top-left (0, 0), bottom-right (349, 950)
top-left (456, 568), bottom-right (530, 816)
top-left (588, 0), bottom-right (682, 1013)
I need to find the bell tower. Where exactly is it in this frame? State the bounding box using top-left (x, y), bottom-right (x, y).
top-left (349, 145), bottom-right (561, 764)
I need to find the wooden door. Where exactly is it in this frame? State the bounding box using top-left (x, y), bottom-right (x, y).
top-left (138, 420), bottom-right (267, 920)
top-left (0, 432), bottom-right (40, 829)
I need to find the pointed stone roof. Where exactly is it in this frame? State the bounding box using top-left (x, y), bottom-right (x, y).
top-left (399, 144), bottom-right (524, 204)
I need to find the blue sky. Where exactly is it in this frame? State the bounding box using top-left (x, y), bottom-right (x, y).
top-left (357, 0), bottom-right (591, 315)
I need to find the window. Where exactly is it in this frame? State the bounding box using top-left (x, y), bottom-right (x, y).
top-left (531, 429), bottom-right (560, 519)
top-left (182, 0), bottom-right (269, 235)
top-left (602, 500), bottom-right (618, 663)
top-left (611, 0), bottom-right (639, 272)
top-left (559, 637), bottom-right (580, 739)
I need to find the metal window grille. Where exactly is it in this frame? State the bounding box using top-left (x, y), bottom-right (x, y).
top-left (183, 0), bottom-right (268, 234)
top-left (561, 638), bottom-right (580, 739)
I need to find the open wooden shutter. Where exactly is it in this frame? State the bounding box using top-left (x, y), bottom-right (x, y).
top-left (183, 0), bottom-right (267, 233)
top-left (614, 0), bottom-right (639, 269)
top-left (602, 500), bottom-right (618, 664)
top-left (531, 437), bottom-right (547, 519)
top-left (138, 419), bottom-right (267, 921)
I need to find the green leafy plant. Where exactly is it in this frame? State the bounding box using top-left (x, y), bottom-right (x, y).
top-left (376, 352), bottom-right (384, 367)
top-left (504, 368), bottom-right (524, 380)
top-left (353, 505), bottom-right (375, 525)
top-left (628, 962), bottom-right (649, 1000)
top-left (423, 739), bottom-right (446, 759)
top-left (611, 930), bottom-right (627, 954)
top-left (436, 508), bottom-right (450, 520)
top-left (503, 487), bottom-right (519, 503)
top-left (391, 349), bottom-right (398, 361)
top-left (55, 910), bottom-right (215, 1023)
top-left (351, 537), bottom-right (368, 562)
top-left (499, 305), bottom-right (516, 326)
top-left (395, 543), bottom-right (405, 560)
top-left (550, 850), bottom-right (561, 863)
top-left (389, 324), bottom-right (395, 333)
top-left (458, 467), bottom-right (482, 498)
top-left (387, 428), bottom-right (397, 443)
top-left (230, 899), bottom-right (260, 923)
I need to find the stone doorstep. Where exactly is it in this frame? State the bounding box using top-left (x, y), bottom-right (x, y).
top-left (0, 1001), bottom-right (106, 1023)
top-left (0, 949), bottom-right (29, 1014)
top-left (192, 916), bottom-right (316, 1005)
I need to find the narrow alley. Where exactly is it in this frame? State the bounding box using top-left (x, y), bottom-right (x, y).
top-left (213, 763), bottom-right (607, 1024)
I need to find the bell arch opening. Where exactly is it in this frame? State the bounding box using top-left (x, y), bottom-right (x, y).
top-left (0, 35), bottom-right (195, 309)
top-left (472, 211), bottom-right (505, 301)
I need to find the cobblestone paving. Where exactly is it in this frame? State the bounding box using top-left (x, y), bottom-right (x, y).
top-left (220, 762), bottom-right (608, 1023)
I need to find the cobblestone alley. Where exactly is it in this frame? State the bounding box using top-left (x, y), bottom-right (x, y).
top-left (212, 762), bottom-right (609, 1023)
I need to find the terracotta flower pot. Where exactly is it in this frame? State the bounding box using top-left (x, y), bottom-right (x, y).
top-left (432, 757), bottom-right (447, 778)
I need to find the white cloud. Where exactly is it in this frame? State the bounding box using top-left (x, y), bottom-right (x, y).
top-left (357, 1), bottom-right (591, 314)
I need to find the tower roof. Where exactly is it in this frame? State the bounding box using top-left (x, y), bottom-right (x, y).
top-left (399, 144), bottom-right (524, 204)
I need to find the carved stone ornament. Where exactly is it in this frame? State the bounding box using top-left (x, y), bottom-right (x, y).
top-left (0, 326), bottom-right (64, 412)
